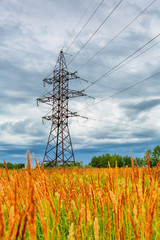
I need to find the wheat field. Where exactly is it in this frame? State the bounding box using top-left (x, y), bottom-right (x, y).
top-left (0, 151), bottom-right (159, 239)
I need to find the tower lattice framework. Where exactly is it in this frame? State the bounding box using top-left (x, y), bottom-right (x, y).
top-left (37, 50), bottom-right (86, 167)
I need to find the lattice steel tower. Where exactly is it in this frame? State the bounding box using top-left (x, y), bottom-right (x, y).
top-left (37, 50), bottom-right (86, 167)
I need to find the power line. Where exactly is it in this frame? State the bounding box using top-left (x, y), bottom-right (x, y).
top-left (86, 103), bottom-right (160, 127)
top-left (44, 0), bottom-right (157, 84)
top-left (63, 0), bottom-right (94, 50)
top-left (104, 98), bottom-right (160, 115)
top-left (80, 39), bottom-right (160, 99)
top-left (81, 76), bottom-right (160, 116)
top-left (77, 115), bottom-right (158, 131)
top-left (65, 0), bottom-right (105, 53)
top-left (43, 54), bottom-right (159, 127)
top-left (40, 0), bottom-right (97, 78)
top-left (98, 40), bottom-right (160, 78)
top-left (78, 42), bottom-right (160, 114)
top-left (71, 78), bottom-right (160, 116)
top-left (77, 0), bottom-right (158, 71)
top-left (90, 40), bottom-right (160, 74)
top-left (84, 32), bottom-right (160, 91)
top-left (78, 71), bottom-right (160, 112)
top-left (82, 90), bottom-right (160, 115)
top-left (68, 0), bottom-right (124, 65)
top-left (81, 73), bottom-right (160, 108)
top-left (75, 123), bottom-right (159, 139)
top-left (81, 77), bottom-right (151, 101)
top-left (75, 121), bottom-right (156, 137)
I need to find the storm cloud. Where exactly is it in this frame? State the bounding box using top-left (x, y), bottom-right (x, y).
top-left (0, 0), bottom-right (160, 164)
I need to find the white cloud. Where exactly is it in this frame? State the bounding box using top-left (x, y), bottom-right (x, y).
top-left (0, 0), bottom-right (160, 162)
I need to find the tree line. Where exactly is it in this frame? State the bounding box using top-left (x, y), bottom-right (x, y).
top-left (0, 162), bottom-right (25, 169)
top-left (0, 145), bottom-right (160, 169)
top-left (88, 145), bottom-right (160, 168)
top-left (44, 145), bottom-right (160, 168)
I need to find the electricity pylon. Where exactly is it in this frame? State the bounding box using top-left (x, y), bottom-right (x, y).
top-left (37, 50), bottom-right (86, 167)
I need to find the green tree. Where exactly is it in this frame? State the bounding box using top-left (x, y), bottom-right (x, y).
top-left (116, 155), bottom-right (124, 167)
top-left (90, 156), bottom-right (100, 168)
top-left (152, 145), bottom-right (160, 167)
top-left (135, 157), bottom-right (145, 167)
top-left (69, 161), bottom-right (84, 168)
top-left (0, 163), bottom-right (4, 168)
top-left (144, 149), bottom-right (156, 167)
top-left (100, 154), bottom-right (111, 168)
top-left (109, 155), bottom-right (116, 168)
top-left (89, 146), bottom-right (160, 168)
top-left (0, 162), bottom-right (25, 169)
top-left (123, 155), bottom-right (131, 167)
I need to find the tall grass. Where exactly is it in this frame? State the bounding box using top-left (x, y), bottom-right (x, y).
top-left (0, 151), bottom-right (159, 239)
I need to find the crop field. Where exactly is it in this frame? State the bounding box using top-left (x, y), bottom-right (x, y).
top-left (0, 151), bottom-right (160, 240)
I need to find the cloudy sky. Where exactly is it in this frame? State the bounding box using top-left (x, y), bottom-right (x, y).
top-left (0, 0), bottom-right (160, 165)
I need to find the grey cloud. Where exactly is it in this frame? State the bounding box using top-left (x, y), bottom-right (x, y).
top-left (148, 9), bottom-right (160, 19)
top-left (132, 129), bottom-right (159, 139)
top-left (122, 98), bottom-right (160, 121)
top-left (0, 0), bottom-right (160, 163)
top-left (133, 99), bottom-right (160, 110)
top-left (0, 119), bottom-right (46, 138)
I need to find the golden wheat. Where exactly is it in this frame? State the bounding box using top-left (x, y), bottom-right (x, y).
top-left (0, 151), bottom-right (159, 239)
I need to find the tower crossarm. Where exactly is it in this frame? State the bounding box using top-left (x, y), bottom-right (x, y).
top-left (42, 115), bottom-right (54, 121)
top-left (67, 72), bottom-right (80, 80)
top-left (42, 112), bottom-right (78, 121)
top-left (43, 71), bottom-right (79, 85)
top-left (67, 110), bottom-right (79, 118)
top-left (37, 89), bottom-right (86, 104)
top-left (42, 116), bottom-right (52, 121)
top-left (42, 111), bottom-right (84, 121)
top-left (43, 77), bottom-right (53, 85)
top-left (68, 90), bottom-right (87, 98)
top-left (37, 96), bottom-right (52, 104)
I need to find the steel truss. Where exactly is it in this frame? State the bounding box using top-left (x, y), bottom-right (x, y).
top-left (37, 50), bottom-right (86, 167)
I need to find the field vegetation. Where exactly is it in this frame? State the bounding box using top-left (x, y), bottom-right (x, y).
top-left (89, 145), bottom-right (160, 168)
top-left (0, 151), bottom-right (159, 239)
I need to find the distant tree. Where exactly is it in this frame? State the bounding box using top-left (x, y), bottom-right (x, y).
top-left (19, 163), bottom-right (25, 169)
top-left (69, 161), bottom-right (84, 168)
top-left (6, 162), bottom-right (13, 169)
top-left (109, 155), bottom-right (116, 168)
top-left (100, 154), bottom-right (111, 168)
top-left (109, 154), bottom-right (123, 168)
top-left (43, 161), bottom-right (84, 168)
top-left (90, 156), bottom-right (101, 168)
top-left (146, 149), bottom-right (152, 159)
top-left (0, 163), bottom-right (4, 168)
top-left (114, 155), bottom-right (123, 167)
top-left (144, 148), bottom-right (158, 167)
top-left (143, 149), bottom-right (152, 166)
top-left (90, 154), bottom-right (124, 168)
top-left (152, 145), bottom-right (160, 167)
top-left (135, 157), bottom-right (145, 167)
top-left (88, 145), bottom-right (160, 168)
top-left (123, 155), bottom-right (132, 167)
top-left (87, 162), bottom-right (92, 168)
top-left (0, 162), bottom-right (25, 169)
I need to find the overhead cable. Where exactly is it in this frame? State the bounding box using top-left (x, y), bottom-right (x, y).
top-left (77, 115), bottom-right (157, 131)
top-left (84, 32), bottom-right (160, 91)
top-left (76, 121), bottom-right (156, 136)
top-left (78, 71), bottom-right (160, 112)
top-left (63, 0), bottom-right (94, 50)
top-left (81, 40), bottom-right (160, 94)
top-left (65, 0), bottom-right (105, 53)
top-left (97, 40), bottom-right (160, 78)
top-left (78, 0), bottom-right (158, 71)
top-left (68, 0), bottom-right (124, 65)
